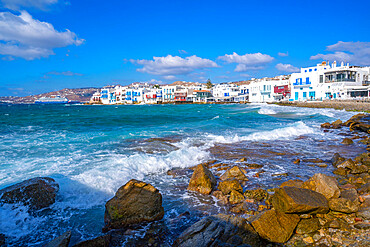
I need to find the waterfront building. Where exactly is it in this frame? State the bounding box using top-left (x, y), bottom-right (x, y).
top-left (290, 61), bottom-right (370, 101)
top-left (248, 76), bottom-right (289, 103)
top-left (193, 90), bottom-right (212, 102)
top-left (212, 83), bottom-right (241, 102)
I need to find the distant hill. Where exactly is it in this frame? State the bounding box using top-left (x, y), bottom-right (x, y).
top-left (0, 87), bottom-right (99, 104)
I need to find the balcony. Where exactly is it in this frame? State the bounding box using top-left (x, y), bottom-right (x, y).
top-left (293, 81), bottom-right (311, 86)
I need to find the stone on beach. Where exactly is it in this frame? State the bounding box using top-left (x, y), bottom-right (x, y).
top-left (229, 190), bottom-right (245, 204)
top-left (250, 209), bottom-right (300, 243)
top-left (104, 179), bottom-right (164, 230)
top-left (302, 173), bottom-right (340, 200)
top-left (272, 186), bottom-right (329, 214)
top-left (187, 164), bottom-right (217, 195)
top-left (244, 188), bottom-right (268, 201)
top-left (295, 217), bottom-right (320, 234)
top-left (280, 179), bottom-right (303, 188)
top-left (0, 177), bottom-right (59, 210)
top-left (341, 138), bottom-right (354, 145)
top-left (332, 153), bottom-right (345, 167)
top-left (217, 179), bottom-right (242, 195)
top-left (220, 166), bottom-right (248, 181)
top-left (173, 214), bottom-right (263, 247)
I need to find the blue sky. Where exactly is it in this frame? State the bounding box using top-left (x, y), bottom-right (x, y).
top-left (0, 0), bottom-right (369, 96)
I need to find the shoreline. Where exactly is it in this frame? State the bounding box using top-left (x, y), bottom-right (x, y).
top-left (275, 100), bottom-right (370, 113)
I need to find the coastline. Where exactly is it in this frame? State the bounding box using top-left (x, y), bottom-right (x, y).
top-left (275, 100), bottom-right (370, 113)
top-left (0, 104), bottom-right (369, 246)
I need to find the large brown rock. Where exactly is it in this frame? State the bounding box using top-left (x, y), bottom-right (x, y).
top-left (218, 179), bottom-right (242, 195)
top-left (0, 177), bottom-right (59, 210)
top-left (250, 209), bottom-right (300, 243)
top-left (272, 186), bottom-right (329, 214)
top-left (220, 166), bottom-right (248, 181)
top-left (341, 138), bottom-right (354, 145)
top-left (229, 190), bottom-right (245, 204)
top-left (337, 159), bottom-right (356, 170)
top-left (187, 164), bottom-right (216, 195)
top-left (329, 196), bottom-right (359, 213)
top-left (104, 179), bottom-right (164, 230)
top-left (302, 173), bottom-right (340, 200)
top-left (280, 179), bottom-right (303, 188)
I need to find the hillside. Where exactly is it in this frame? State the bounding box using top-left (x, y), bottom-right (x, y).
top-left (0, 87), bottom-right (99, 104)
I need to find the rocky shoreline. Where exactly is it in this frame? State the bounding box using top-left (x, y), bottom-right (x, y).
top-left (275, 100), bottom-right (370, 113)
top-left (1, 114), bottom-right (370, 246)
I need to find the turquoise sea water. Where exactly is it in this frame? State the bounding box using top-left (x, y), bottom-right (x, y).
top-left (0, 103), bottom-right (364, 246)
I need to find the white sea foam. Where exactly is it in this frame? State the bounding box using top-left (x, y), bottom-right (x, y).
top-left (258, 108), bottom-right (277, 115)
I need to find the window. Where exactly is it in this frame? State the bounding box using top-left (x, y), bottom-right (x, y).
top-left (295, 92), bottom-right (299, 100)
top-left (305, 70), bottom-right (307, 72)
top-left (309, 69), bottom-right (312, 72)
top-left (303, 92), bottom-right (307, 98)
top-left (309, 91), bottom-right (315, 98)
top-left (320, 75), bottom-right (323, 83)
top-left (314, 68), bottom-right (317, 71)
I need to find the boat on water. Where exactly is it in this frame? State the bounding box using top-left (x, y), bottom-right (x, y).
top-left (35, 96), bottom-right (70, 104)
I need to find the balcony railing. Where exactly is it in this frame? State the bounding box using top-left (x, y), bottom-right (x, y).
top-left (293, 81), bottom-right (311, 86)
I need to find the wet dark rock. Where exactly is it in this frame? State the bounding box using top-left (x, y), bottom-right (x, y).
top-left (187, 164), bottom-right (216, 195)
top-left (218, 179), bottom-right (242, 195)
top-left (296, 217), bottom-right (320, 234)
top-left (331, 119), bottom-right (343, 128)
top-left (0, 177), bottom-right (59, 210)
top-left (220, 166), bottom-right (248, 181)
top-left (104, 179), bottom-right (164, 231)
top-left (341, 138), bottom-right (354, 145)
top-left (72, 235), bottom-right (111, 247)
top-left (280, 179), bottom-right (303, 188)
top-left (321, 122), bottom-right (332, 129)
top-left (302, 173), bottom-right (340, 200)
top-left (173, 214), bottom-right (264, 247)
top-left (245, 163), bottom-right (263, 169)
top-left (250, 209), bottom-right (300, 243)
top-left (0, 234), bottom-right (5, 247)
top-left (272, 186), bottom-right (329, 214)
top-left (329, 198), bottom-right (359, 213)
top-left (244, 188), bottom-right (268, 201)
top-left (43, 231), bottom-right (71, 247)
top-left (332, 153), bottom-right (345, 167)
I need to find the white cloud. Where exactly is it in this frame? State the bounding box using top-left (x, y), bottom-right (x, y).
top-left (130, 55), bottom-right (218, 77)
top-left (1, 0), bottom-right (58, 11)
top-left (276, 63), bottom-right (300, 73)
top-left (0, 11), bottom-right (84, 60)
top-left (310, 41), bottom-right (370, 66)
top-left (278, 52), bottom-right (289, 57)
top-left (218, 52), bottom-right (274, 72)
top-left (47, 71), bottom-right (83, 76)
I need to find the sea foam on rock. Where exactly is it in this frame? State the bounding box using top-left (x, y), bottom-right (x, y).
top-left (0, 177), bottom-right (59, 210)
top-left (103, 179), bottom-right (164, 231)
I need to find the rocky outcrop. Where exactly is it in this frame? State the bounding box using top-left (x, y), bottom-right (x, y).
top-left (250, 209), bottom-right (300, 243)
top-left (220, 166), bottom-right (248, 181)
top-left (217, 179), bottom-right (242, 195)
top-left (329, 198), bottom-right (359, 213)
top-left (43, 231), bottom-right (71, 247)
top-left (187, 164), bottom-right (217, 195)
top-left (280, 179), bottom-right (303, 188)
top-left (302, 173), bottom-right (340, 200)
top-left (272, 186), bottom-right (329, 214)
top-left (173, 214), bottom-right (264, 247)
top-left (104, 179), bottom-right (164, 230)
top-left (321, 119), bottom-right (343, 129)
top-left (244, 188), bottom-right (268, 201)
top-left (0, 177), bottom-right (59, 210)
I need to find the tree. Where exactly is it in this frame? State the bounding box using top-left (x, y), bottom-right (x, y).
top-left (206, 79), bottom-right (213, 89)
